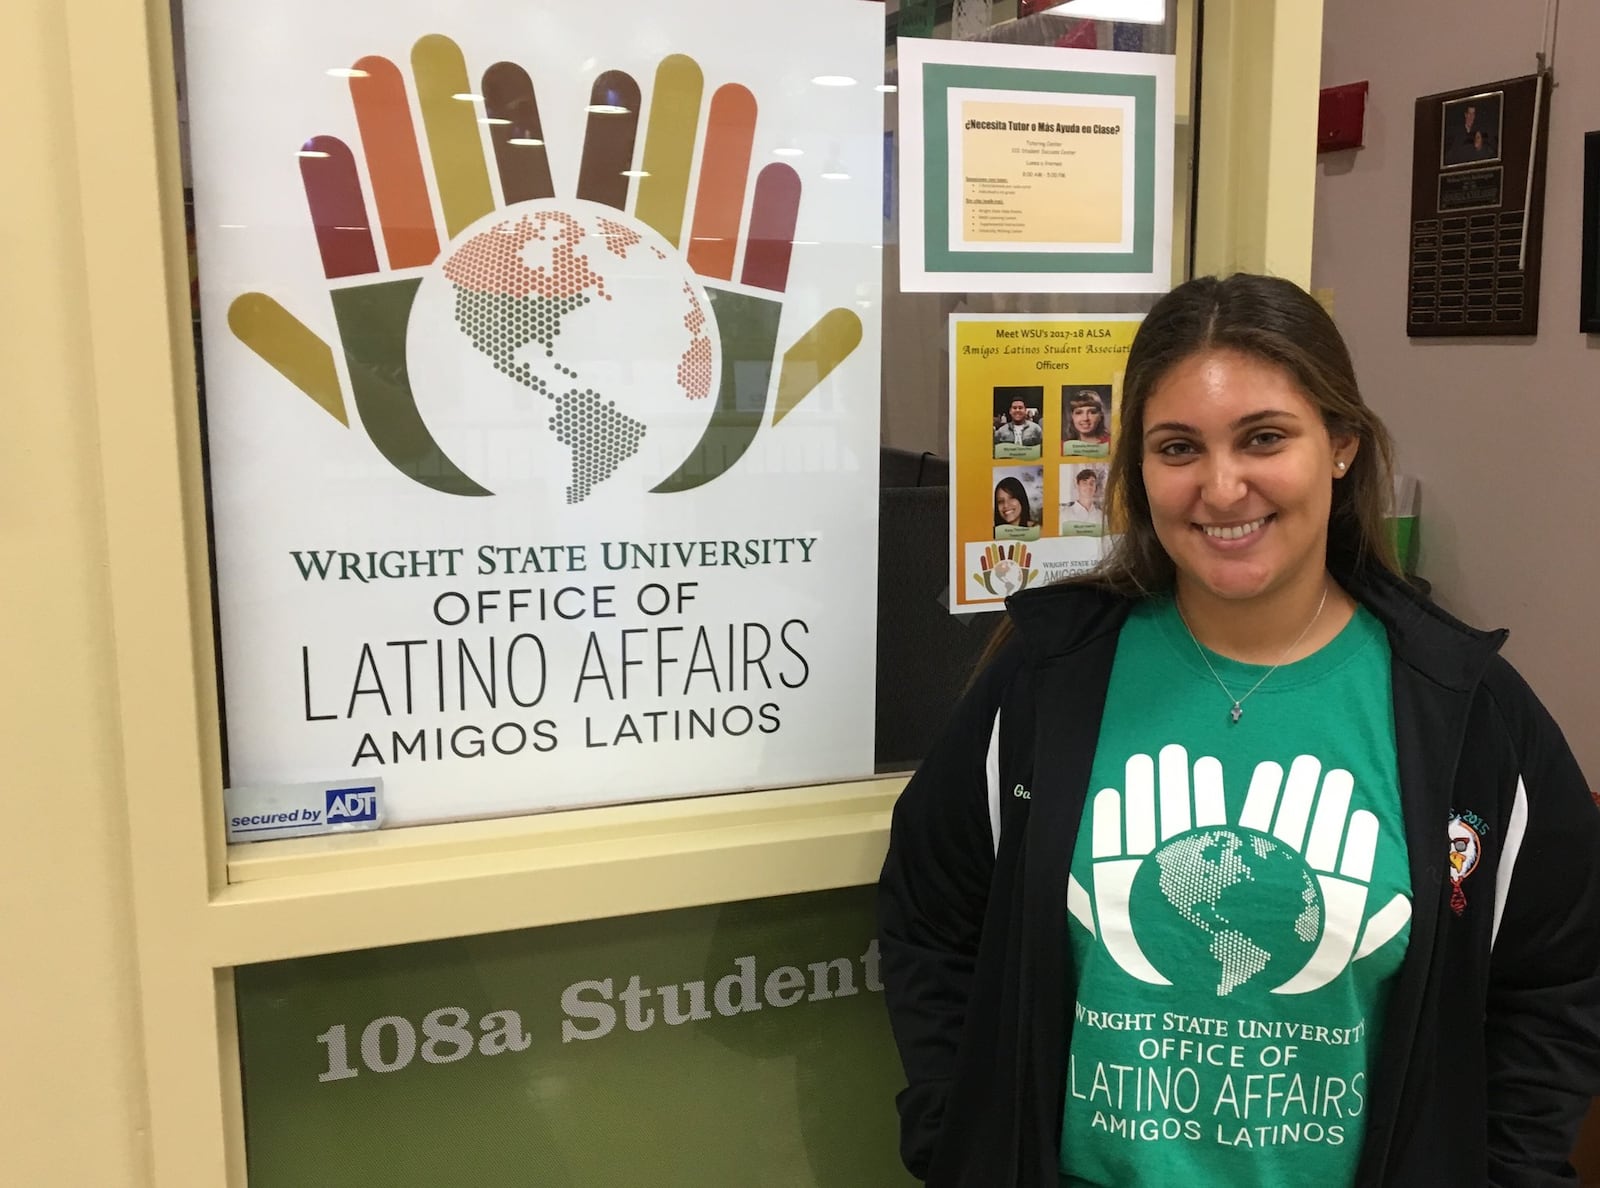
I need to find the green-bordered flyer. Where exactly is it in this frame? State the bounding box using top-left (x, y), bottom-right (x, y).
top-left (897, 38), bottom-right (1174, 293)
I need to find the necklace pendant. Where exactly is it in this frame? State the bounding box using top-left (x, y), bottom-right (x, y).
top-left (1230, 702), bottom-right (1243, 724)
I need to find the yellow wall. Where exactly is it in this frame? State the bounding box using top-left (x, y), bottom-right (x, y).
top-left (0, 1), bottom-right (1326, 1183)
top-left (1194, 0), bottom-right (1325, 285)
top-left (2, 1), bottom-right (152, 1183)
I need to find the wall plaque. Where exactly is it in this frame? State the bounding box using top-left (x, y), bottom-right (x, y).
top-left (1407, 74), bottom-right (1550, 338)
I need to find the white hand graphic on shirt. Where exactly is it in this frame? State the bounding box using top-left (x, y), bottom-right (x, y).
top-left (1076, 744), bottom-right (1227, 985)
top-left (1238, 756), bottom-right (1411, 994)
top-left (1067, 744), bottom-right (1412, 994)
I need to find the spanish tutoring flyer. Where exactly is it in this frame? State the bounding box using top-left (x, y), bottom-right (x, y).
top-left (949, 314), bottom-right (1142, 614)
top-left (897, 39), bottom-right (1174, 293)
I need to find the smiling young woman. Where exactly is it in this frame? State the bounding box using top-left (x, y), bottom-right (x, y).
top-left (994, 476), bottom-right (1038, 530)
top-left (879, 274), bottom-right (1600, 1188)
top-left (1143, 350), bottom-right (1357, 656)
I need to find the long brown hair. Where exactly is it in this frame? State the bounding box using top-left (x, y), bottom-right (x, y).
top-left (977, 274), bottom-right (1399, 666)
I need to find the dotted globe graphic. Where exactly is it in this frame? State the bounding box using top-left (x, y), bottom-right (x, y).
top-left (1130, 828), bottom-right (1322, 997)
top-left (550, 386), bottom-right (647, 505)
top-left (436, 203), bottom-right (714, 503)
top-left (676, 281), bottom-right (714, 401)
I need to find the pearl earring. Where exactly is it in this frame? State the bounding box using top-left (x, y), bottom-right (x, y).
top-left (1336, 461), bottom-right (1347, 471)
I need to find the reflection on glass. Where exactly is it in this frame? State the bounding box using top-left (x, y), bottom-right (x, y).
top-left (880, 0), bottom-right (1198, 457)
top-left (1034, 0), bottom-right (1167, 24)
top-left (874, 0), bottom-right (1198, 770)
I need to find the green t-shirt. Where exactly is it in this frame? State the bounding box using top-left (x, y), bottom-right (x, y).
top-left (1060, 598), bottom-right (1412, 1187)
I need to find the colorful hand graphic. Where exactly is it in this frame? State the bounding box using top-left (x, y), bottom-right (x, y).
top-left (973, 543), bottom-right (1038, 596)
top-left (227, 38), bottom-right (865, 501)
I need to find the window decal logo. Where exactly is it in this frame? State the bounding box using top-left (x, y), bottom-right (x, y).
top-left (227, 40), bottom-right (864, 502)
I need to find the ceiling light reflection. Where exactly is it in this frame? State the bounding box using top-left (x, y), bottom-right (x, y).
top-left (1037, 0), bottom-right (1165, 23)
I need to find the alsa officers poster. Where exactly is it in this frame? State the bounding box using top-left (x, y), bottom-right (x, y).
top-left (951, 314), bottom-right (1140, 614)
top-left (183, 0), bottom-right (884, 823)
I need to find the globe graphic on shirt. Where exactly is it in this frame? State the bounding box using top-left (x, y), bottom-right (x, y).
top-left (1130, 828), bottom-right (1322, 997)
top-left (407, 199), bottom-right (719, 505)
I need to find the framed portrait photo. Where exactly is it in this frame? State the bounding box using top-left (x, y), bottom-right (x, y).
top-left (1582, 131), bottom-right (1600, 333)
top-left (1440, 91), bottom-right (1503, 170)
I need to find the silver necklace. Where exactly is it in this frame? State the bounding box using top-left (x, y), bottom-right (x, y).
top-left (1175, 583), bottom-right (1330, 723)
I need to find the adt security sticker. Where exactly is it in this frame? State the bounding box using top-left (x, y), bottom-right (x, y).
top-left (225, 778), bottom-right (385, 843)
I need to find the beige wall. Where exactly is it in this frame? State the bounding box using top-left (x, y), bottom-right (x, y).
top-left (1314, 0), bottom-right (1599, 782)
top-left (1, 0), bottom-right (152, 1184)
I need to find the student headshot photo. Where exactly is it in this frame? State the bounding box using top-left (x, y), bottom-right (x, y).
top-left (1059, 464), bottom-right (1107, 536)
top-left (1442, 92), bottom-right (1502, 168)
top-left (1063, 386), bottom-right (1113, 456)
top-left (993, 386), bottom-right (1045, 460)
top-left (991, 468), bottom-right (1043, 542)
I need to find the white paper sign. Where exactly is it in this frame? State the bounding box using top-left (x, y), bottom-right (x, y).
top-left (898, 38), bottom-right (1174, 293)
top-left (184, 0), bottom-right (884, 824)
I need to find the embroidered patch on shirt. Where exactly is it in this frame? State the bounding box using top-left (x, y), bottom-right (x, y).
top-left (1447, 810), bottom-right (1490, 915)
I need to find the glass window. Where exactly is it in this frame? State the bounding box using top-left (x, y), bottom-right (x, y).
top-left (172, 0), bottom-right (1199, 833)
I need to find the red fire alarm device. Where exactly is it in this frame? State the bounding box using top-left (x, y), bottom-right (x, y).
top-left (1319, 81), bottom-right (1369, 153)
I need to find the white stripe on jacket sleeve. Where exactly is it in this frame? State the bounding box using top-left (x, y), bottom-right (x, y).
top-left (986, 708), bottom-right (1002, 855)
top-left (1491, 776), bottom-right (1530, 951)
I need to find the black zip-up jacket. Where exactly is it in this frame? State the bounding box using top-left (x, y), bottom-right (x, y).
top-left (879, 563), bottom-right (1600, 1186)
